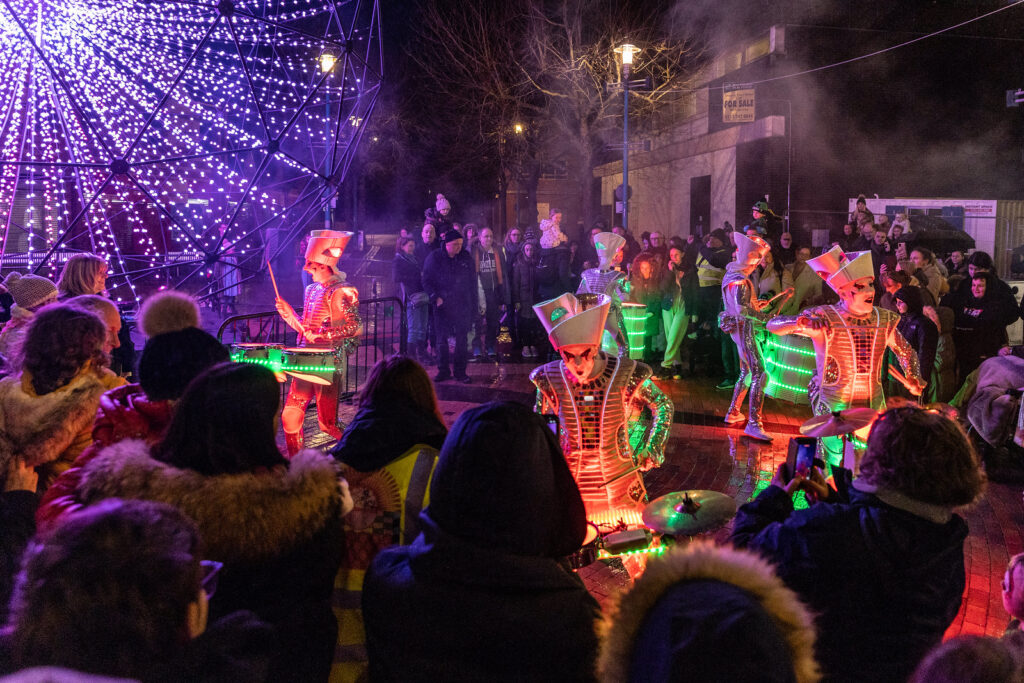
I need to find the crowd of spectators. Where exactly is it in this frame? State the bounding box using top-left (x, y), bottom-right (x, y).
top-left (0, 259), bottom-right (1017, 681)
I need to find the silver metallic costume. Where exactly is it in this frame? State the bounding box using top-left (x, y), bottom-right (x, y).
top-left (531, 354), bottom-right (673, 523)
top-left (577, 268), bottom-right (629, 355)
top-left (719, 262), bottom-right (773, 439)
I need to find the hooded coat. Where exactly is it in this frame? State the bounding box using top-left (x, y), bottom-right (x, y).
top-left (729, 484), bottom-right (968, 683)
top-left (598, 543), bottom-right (819, 682)
top-left (330, 395), bottom-right (446, 473)
top-left (362, 402), bottom-right (600, 682)
top-left (75, 442), bottom-right (347, 683)
top-left (0, 368), bottom-right (125, 487)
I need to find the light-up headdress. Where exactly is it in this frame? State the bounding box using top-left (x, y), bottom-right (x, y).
top-left (733, 232), bottom-right (769, 264)
top-left (534, 293), bottom-right (611, 350)
top-left (805, 246), bottom-right (873, 293)
top-left (305, 230), bottom-right (352, 274)
top-left (806, 245), bottom-right (848, 281)
top-left (826, 251), bottom-right (874, 291)
top-left (594, 232), bottom-right (626, 269)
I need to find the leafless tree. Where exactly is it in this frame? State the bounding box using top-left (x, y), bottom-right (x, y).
top-left (411, 0), bottom-right (702, 229)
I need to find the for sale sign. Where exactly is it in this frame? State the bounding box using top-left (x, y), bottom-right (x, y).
top-left (723, 88), bottom-right (755, 123)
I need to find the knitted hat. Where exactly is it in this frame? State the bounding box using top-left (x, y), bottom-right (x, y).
top-left (440, 228), bottom-right (464, 244)
top-left (139, 290), bottom-right (201, 337)
top-left (435, 194), bottom-right (451, 214)
top-left (2, 272), bottom-right (57, 310)
top-left (138, 327), bottom-right (229, 401)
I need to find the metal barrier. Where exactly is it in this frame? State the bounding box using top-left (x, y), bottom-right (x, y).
top-left (218, 296), bottom-right (407, 400)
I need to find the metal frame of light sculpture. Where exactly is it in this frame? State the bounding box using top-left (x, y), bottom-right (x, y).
top-left (0, 0), bottom-right (382, 306)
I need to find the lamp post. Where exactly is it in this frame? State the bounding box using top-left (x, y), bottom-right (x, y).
top-left (320, 53), bottom-right (336, 230)
top-left (615, 43), bottom-right (639, 233)
top-left (512, 122), bottom-right (525, 229)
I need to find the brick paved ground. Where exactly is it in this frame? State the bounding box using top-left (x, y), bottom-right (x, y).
top-left (290, 354), bottom-right (1023, 639)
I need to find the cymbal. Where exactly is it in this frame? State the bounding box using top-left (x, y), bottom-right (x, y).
top-left (800, 408), bottom-right (879, 438)
top-left (642, 490), bottom-right (738, 536)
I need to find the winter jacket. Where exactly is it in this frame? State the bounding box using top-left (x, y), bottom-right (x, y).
top-left (948, 291), bottom-right (1019, 377)
top-left (928, 306), bottom-right (957, 403)
top-left (76, 443), bottom-right (348, 683)
top-left (35, 383), bottom-right (175, 535)
top-left (422, 248), bottom-right (479, 326)
top-left (0, 307), bottom-right (33, 359)
top-left (392, 252), bottom-right (424, 300)
top-left (598, 543), bottom-right (819, 682)
top-left (413, 239), bottom-right (440, 268)
top-left (897, 312), bottom-right (938, 394)
top-left (363, 402), bottom-right (599, 682)
top-left (331, 396), bottom-right (446, 473)
top-left (0, 367), bottom-right (126, 490)
top-left (473, 245), bottom-right (511, 306)
top-left (729, 484), bottom-right (968, 682)
top-left (536, 245), bottom-right (572, 301)
top-left (513, 254), bottom-right (541, 317)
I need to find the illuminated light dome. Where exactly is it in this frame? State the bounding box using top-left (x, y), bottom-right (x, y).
top-left (0, 0), bottom-right (382, 305)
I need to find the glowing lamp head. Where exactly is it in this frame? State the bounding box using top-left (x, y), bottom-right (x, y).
top-left (320, 53), bottom-right (336, 73)
top-left (616, 43), bottom-right (639, 67)
top-left (513, 123), bottom-right (524, 134)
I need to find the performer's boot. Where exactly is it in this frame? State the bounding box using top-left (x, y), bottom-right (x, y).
top-left (284, 430), bottom-right (303, 457)
top-left (742, 371), bottom-right (772, 442)
top-left (724, 369), bottom-right (749, 425)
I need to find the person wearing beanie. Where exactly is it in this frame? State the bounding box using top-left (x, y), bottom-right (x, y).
top-left (598, 542), bottom-right (819, 682)
top-left (421, 228), bottom-right (479, 383)
top-left (730, 405), bottom-right (985, 682)
top-left (35, 327), bottom-right (229, 535)
top-left (893, 285), bottom-right (938, 397)
top-left (423, 194), bottom-right (454, 234)
top-left (362, 402), bottom-right (599, 682)
top-left (139, 290), bottom-right (201, 338)
top-left (0, 272), bottom-right (58, 359)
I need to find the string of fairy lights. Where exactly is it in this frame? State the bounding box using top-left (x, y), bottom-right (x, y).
top-left (0, 0), bottom-right (381, 306)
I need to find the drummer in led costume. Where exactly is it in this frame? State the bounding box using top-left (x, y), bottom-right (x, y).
top-left (766, 246), bottom-right (924, 467)
top-left (720, 232), bottom-right (790, 442)
top-left (530, 292), bottom-right (673, 523)
top-left (577, 231), bottom-right (629, 355)
top-left (275, 230), bottom-right (362, 456)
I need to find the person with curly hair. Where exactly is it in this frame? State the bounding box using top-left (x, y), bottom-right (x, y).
top-left (730, 405), bottom-right (986, 681)
top-left (628, 252), bottom-right (670, 363)
top-left (0, 304), bottom-right (126, 490)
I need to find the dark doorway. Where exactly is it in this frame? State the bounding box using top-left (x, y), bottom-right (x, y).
top-left (690, 175), bottom-right (711, 237)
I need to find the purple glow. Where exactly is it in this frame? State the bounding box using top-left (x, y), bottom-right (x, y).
top-left (0, 0), bottom-right (382, 303)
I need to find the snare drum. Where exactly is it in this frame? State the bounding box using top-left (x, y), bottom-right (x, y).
top-left (280, 347), bottom-right (336, 386)
top-left (230, 343), bottom-right (283, 365)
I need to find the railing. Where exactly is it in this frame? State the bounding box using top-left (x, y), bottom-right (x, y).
top-left (217, 296), bottom-right (407, 400)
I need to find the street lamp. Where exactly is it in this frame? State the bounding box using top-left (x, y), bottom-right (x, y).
top-left (615, 43), bottom-right (639, 232)
top-left (320, 53), bottom-right (335, 229)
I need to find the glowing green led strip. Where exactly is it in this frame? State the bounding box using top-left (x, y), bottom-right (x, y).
top-left (230, 355), bottom-right (334, 374)
top-left (764, 355), bottom-right (814, 376)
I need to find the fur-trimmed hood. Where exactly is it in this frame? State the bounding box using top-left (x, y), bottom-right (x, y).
top-left (78, 440), bottom-right (345, 563)
top-left (598, 541), bottom-right (819, 682)
top-left (0, 370), bottom-right (111, 469)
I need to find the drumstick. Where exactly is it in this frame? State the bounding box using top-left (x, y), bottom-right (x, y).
top-left (887, 365), bottom-right (922, 399)
top-left (266, 260), bottom-right (282, 301)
